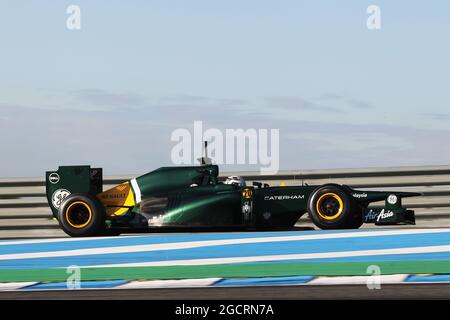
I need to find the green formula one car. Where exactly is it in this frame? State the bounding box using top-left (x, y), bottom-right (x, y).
top-left (45, 162), bottom-right (421, 237)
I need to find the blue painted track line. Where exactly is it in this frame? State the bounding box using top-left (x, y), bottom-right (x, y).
top-left (1, 230), bottom-right (450, 269)
top-left (0, 229), bottom-right (363, 255)
top-left (214, 276), bottom-right (314, 286)
top-left (406, 275), bottom-right (450, 283)
top-left (3, 250), bottom-right (450, 270)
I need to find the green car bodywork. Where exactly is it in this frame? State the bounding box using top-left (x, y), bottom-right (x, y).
top-left (45, 164), bottom-right (420, 237)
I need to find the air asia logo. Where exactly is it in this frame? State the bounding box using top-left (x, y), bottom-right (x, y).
top-left (49, 173), bottom-right (60, 184)
top-left (364, 210), bottom-right (378, 222)
top-left (52, 189), bottom-right (71, 209)
top-left (364, 209), bottom-right (395, 222)
top-left (376, 209), bottom-right (394, 222)
top-left (264, 195), bottom-right (304, 201)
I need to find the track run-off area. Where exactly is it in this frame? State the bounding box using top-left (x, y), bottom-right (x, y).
top-left (1, 228), bottom-right (450, 292)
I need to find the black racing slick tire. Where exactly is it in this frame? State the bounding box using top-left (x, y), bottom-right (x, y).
top-left (57, 193), bottom-right (105, 237)
top-left (307, 184), bottom-right (363, 230)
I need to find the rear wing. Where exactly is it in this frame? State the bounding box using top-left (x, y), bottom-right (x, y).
top-left (45, 166), bottom-right (103, 217)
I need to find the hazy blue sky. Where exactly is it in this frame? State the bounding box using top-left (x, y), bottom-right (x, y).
top-left (0, 1), bottom-right (449, 177)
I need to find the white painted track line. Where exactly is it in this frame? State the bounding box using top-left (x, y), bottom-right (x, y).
top-left (116, 278), bottom-right (221, 289)
top-left (0, 282), bottom-right (37, 291)
top-left (308, 274), bottom-right (408, 285)
top-left (2, 228), bottom-right (449, 261)
top-left (87, 244), bottom-right (450, 268)
top-left (0, 234), bottom-right (150, 246)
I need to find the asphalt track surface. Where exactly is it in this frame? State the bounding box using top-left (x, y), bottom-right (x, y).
top-left (1, 284), bottom-right (450, 300)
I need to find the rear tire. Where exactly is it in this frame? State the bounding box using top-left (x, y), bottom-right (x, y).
top-left (58, 193), bottom-right (105, 237)
top-left (307, 185), bottom-right (363, 230)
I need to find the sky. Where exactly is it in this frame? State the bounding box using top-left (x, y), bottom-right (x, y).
top-left (0, 1), bottom-right (449, 177)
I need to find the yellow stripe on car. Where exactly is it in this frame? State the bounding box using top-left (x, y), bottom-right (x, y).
top-left (96, 182), bottom-right (136, 216)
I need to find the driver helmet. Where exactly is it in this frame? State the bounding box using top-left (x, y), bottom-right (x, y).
top-left (224, 176), bottom-right (246, 187)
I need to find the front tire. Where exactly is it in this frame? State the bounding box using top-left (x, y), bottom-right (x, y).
top-left (58, 193), bottom-right (105, 237)
top-left (307, 185), bottom-right (363, 230)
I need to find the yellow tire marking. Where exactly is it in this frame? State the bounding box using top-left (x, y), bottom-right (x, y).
top-left (316, 193), bottom-right (344, 221)
top-left (65, 201), bottom-right (93, 229)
